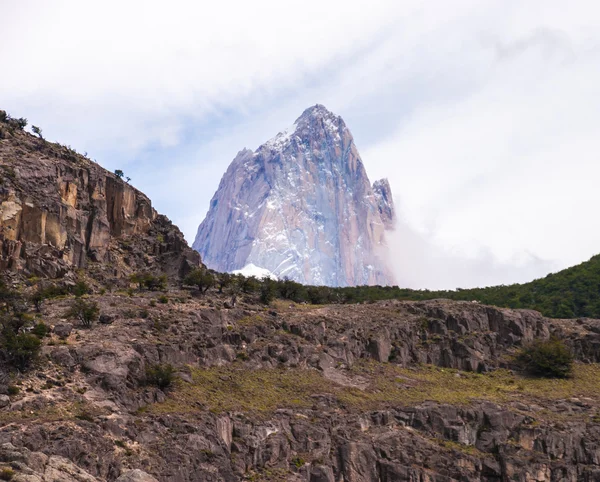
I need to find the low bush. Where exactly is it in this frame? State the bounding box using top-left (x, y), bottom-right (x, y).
top-left (130, 272), bottom-right (167, 291)
top-left (31, 322), bottom-right (49, 338)
top-left (516, 338), bottom-right (573, 378)
top-left (146, 363), bottom-right (175, 389)
top-left (0, 467), bottom-right (15, 481)
top-left (2, 332), bottom-right (41, 370)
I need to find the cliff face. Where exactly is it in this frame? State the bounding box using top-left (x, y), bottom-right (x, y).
top-left (193, 105), bottom-right (395, 287)
top-left (372, 178), bottom-right (395, 230)
top-left (0, 116), bottom-right (200, 280)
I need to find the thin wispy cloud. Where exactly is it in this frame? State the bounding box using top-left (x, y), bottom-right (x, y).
top-left (1, 0), bottom-right (598, 289)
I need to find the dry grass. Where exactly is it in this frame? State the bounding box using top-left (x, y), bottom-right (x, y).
top-left (150, 361), bottom-right (600, 416)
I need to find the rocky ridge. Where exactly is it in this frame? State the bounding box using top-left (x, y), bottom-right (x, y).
top-left (193, 105), bottom-right (395, 287)
top-left (0, 117), bottom-right (200, 282)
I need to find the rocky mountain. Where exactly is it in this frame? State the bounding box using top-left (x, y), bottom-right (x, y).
top-left (2, 109), bottom-right (600, 481)
top-left (193, 105), bottom-right (395, 287)
top-left (0, 112), bottom-right (200, 283)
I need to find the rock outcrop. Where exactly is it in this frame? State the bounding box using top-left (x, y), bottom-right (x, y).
top-left (193, 105), bottom-right (395, 287)
top-left (3, 295), bottom-right (600, 481)
top-left (372, 178), bottom-right (395, 230)
top-left (0, 116), bottom-right (200, 280)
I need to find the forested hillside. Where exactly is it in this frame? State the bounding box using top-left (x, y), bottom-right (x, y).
top-left (252, 255), bottom-right (600, 319)
top-left (325, 255), bottom-right (600, 318)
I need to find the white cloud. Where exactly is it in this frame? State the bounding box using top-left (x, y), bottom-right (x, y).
top-left (1, 0), bottom-right (599, 289)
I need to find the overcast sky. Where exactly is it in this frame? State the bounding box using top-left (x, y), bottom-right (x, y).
top-left (1, 0), bottom-right (598, 289)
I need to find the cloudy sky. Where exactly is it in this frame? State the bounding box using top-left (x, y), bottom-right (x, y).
top-left (1, 0), bottom-right (598, 289)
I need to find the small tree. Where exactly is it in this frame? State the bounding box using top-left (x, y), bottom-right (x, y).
top-left (517, 338), bottom-right (574, 378)
top-left (31, 125), bottom-right (43, 139)
top-left (114, 169), bottom-right (124, 179)
top-left (2, 332), bottom-right (41, 370)
top-left (217, 273), bottom-right (231, 293)
top-left (185, 268), bottom-right (215, 294)
top-left (260, 278), bottom-right (276, 305)
top-left (67, 298), bottom-right (99, 327)
top-left (240, 275), bottom-right (259, 294)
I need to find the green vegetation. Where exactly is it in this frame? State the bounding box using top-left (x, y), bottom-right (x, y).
top-left (130, 272), bottom-right (167, 291)
top-left (146, 364), bottom-right (176, 389)
top-left (227, 254), bottom-right (600, 318)
top-left (72, 280), bottom-right (90, 297)
top-left (184, 268), bottom-right (215, 294)
top-left (2, 332), bottom-right (41, 370)
top-left (0, 468), bottom-right (15, 481)
top-left (31, 322), bottom-right (49, 339)
top-left (31, 125), bottom-right (43, 139)
top-left (517, 338), bottom-right (574, 378)
top-left (0, 278), bottom-right (41, 370)
top-left (66, 298), bottom-right (99, 327)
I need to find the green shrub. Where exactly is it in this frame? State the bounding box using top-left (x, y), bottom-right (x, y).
top-left (260, 279), bottom-right (276, 305)
top-left (7, 385), bottom-right (19, 395)
top-left (2, 333), bottom-right (41, 370)
top-left (130, 272), bottom-right (167, 291)
top-left (517, 338), bottom-right (574, 378)
top-left (31, 322), bottom-right (49, 338)
top-left (72, 280), bottom-right (90, 297)
top-left (67, 298), bottom-right (99, 327)
top-left (158, 295), bottom-right (169, 304)
top-left (291, 457), bottom-right (306, 468)
top-left (146, 364), bottom-right (175, 389)
top-left (0, 467), bottom-right (14, 481)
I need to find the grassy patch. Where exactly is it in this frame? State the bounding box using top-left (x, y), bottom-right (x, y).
top-left (149, 362), bottom-right (600, 415)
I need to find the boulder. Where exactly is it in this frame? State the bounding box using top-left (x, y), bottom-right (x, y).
top-left (99, 314), bottom-right (115, 325)
top-left (53, 323), bottom-right (73, 339)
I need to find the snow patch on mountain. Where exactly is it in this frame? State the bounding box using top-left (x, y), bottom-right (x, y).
top-left (231, 263), bottom-right (278, 280)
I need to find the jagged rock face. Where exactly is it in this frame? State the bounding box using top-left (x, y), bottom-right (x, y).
top-left (0, 120), bottom-right (200, 279)
top-left (372, 178), bottom-right (395, 230)
top-left (193, 105), bottom-right (395, 287)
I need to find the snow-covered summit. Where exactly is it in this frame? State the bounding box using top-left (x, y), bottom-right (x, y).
top-left (193, 105), bottom-right (395, 287)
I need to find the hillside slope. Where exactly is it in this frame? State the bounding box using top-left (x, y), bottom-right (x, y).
top-left (3, 289), bottom-right (600, 481)
top-left (0, 112), bottom-right (200, 283)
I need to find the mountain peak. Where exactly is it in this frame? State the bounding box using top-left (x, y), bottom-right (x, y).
top-left (262, 104), bottom-right (346, 152)
top-left (194, 106), bottom-right (395, 287)
top-left (297, 103), bottom-right (336, 120)
top-left (295, 104), bottom-right (344, 131)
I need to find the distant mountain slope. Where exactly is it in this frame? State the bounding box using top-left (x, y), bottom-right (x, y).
top-left (193, 104), bottom-right (395, 287)
top-left (330, 254), bottom-right (600, 318)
